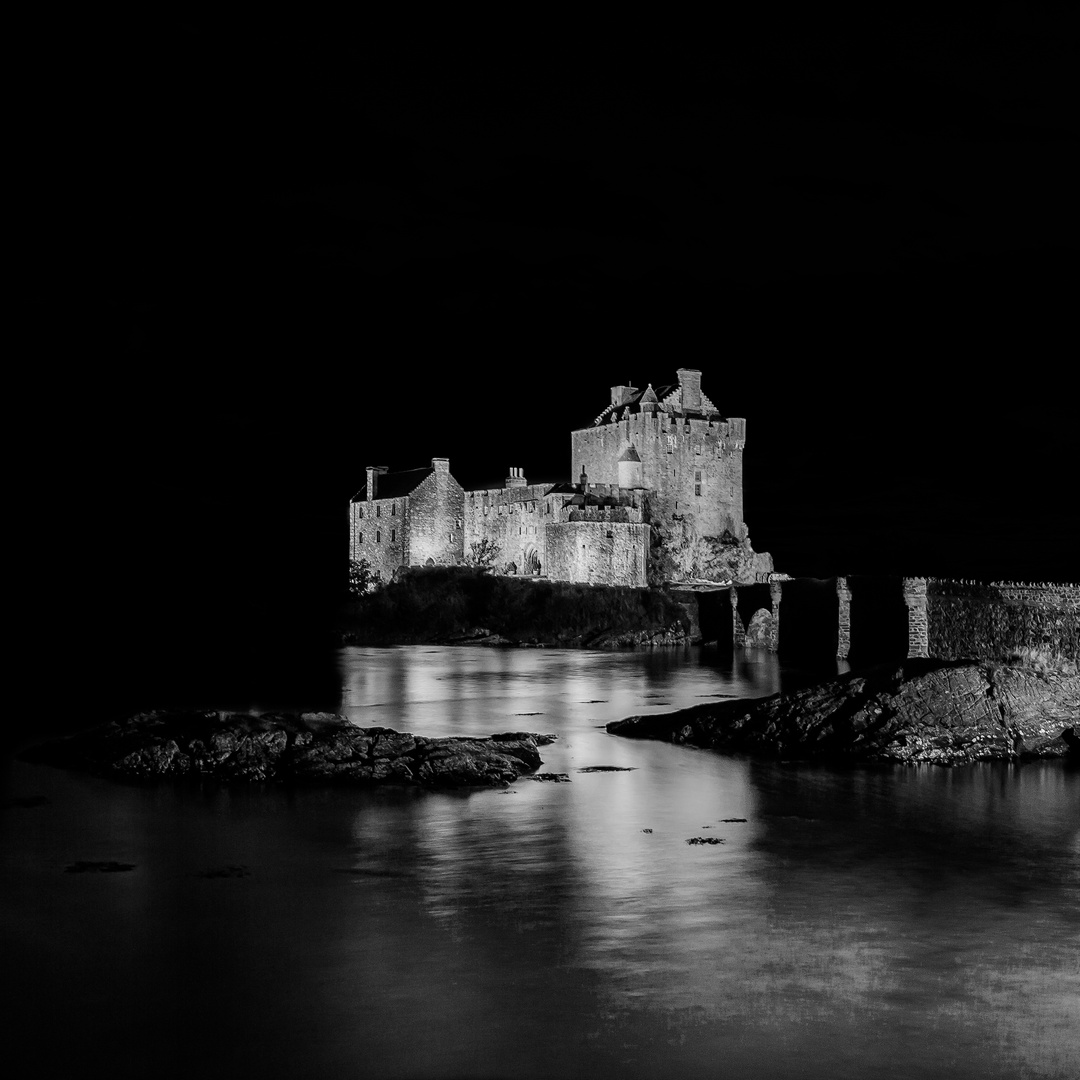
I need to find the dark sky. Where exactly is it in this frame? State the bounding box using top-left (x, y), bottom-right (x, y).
top-left (64, 13), bottom-right (1076, 669)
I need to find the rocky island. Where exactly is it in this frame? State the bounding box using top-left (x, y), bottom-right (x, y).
top-left (23, 711), bottom-right (550, 788)
top-left (607, 659), bottom-right (1080, 765)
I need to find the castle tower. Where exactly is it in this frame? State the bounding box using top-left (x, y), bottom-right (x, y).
top-left (569, 370), bottom-right (768, 582)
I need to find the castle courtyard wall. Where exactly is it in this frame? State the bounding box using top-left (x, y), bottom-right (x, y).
top-left (463, 483), bottom-right (552, 572)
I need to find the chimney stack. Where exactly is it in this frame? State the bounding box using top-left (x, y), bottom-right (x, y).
top-left (610, 384), bottom-right (639, 407)
top-left (365, 465), bottom-right (389, 500)
top-left (506, 466), bottom-right (526, 488)
top-left (676, 368), bottom-right (702, 412)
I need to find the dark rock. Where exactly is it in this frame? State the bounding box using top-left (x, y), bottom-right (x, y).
top-left (686, 837), bottom-right (725, 845)
top-left (519, 773), bottom-right (571, 782)
top-left (607, 660), bottom-right (1080, 766)
top-left (576, 766), bottom-right (636, 772)
top-left (720, 818), bottom-right (748, 823)
top-left (1062, 727), bottom-right (1080, 758)
top-left (24, 712), bottom-right (546, 789)
top-left (641, 828), bottom-right (653, 833)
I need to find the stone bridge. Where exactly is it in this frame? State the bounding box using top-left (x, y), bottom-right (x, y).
top-left (673, 578), bottom-right (1078, 665)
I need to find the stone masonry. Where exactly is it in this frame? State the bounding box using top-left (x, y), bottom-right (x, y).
top-left (350, 370), bottom-right (770, 589)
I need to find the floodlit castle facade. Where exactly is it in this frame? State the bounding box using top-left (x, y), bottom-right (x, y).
top-left (350, 369), bottom-right (772, 588)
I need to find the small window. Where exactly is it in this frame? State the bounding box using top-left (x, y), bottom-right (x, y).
top-left (376, 530), bottom-right (381, 543)
top-left (376, 505), bottom-right (381, 518)
top-left (695, 484), bottom-right (702, 496)
top-left (391, 528), bottom-right (396, 542)
top-left (358, 532), bottom-right (363, 544)
top-left (358, 506), bottom-right (364, 520)
top-left (391, 503), bottom-right (396, 516)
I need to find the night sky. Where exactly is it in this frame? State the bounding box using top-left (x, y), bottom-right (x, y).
top-left (62, 14), bottom-right (1076, 686)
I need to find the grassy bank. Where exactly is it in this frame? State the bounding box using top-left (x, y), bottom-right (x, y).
top-left (340, 566), bottom-right (690, 647)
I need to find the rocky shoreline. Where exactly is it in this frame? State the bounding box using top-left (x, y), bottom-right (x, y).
top-left (607, 660), bottom-right (1080, 766)
top-left (22, 711), bottom-right (552, 788)
top-left (435, 623), bottom-right (691, 649)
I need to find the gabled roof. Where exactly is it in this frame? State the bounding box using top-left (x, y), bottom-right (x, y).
top-left (351, 466), bottom-right (433, 502)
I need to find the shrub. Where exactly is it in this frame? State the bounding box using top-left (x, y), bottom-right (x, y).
top-left (348, 558), bottom-right (382, 597)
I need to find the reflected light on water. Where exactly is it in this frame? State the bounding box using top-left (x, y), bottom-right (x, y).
top-left (3, 645), bottom-right (1077, 1080)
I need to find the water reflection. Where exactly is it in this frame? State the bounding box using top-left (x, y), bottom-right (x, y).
top-left (4, 645), bottom-right (1078, 1079)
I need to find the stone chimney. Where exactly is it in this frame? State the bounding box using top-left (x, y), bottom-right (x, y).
top-left (432, 457), bottom-right (449, 474)
top-left (365, 465), bottom-right (389, 500)
top-left (506, 466), bottom-right (527, 488)
top-left (676, 368), bottom-right (702, 412)
top-left (610, 385), bottom-right (639, 407)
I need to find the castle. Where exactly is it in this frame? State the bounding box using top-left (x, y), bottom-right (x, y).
top-left (349, 369), bottom-right (773, 588)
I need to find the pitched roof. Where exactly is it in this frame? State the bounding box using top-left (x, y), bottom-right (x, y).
top-left (351, 466), bottom-right (433, 502)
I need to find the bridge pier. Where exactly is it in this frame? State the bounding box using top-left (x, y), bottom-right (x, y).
top-left (730, 585), bottom-right (745, 647)
top-left (836, 576), bottom-right (851, 660)
top-left (769, 580), bottom-right (782, 652)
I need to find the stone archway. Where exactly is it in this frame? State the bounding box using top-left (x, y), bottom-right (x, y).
top-left (524, 545), bottom-right (540, 575)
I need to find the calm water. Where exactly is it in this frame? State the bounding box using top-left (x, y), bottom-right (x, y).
top-left (3, 646), bottom-right (1078, 1079)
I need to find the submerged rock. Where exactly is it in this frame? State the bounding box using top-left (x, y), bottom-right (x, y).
top-left (24, 711), bottom-right (544, 789)
top-left (607, 660), bottom-right (1080, 766)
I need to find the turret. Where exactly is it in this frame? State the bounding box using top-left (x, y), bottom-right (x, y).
top-left (617, 443), bottom-right (643, 489)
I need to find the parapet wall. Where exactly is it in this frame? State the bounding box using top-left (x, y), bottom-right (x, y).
top-left (921, 579), bottom-right (1080, 661)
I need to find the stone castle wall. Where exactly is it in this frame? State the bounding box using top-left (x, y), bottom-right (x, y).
top-left (545, 520), bottom-right (649, 587)
top-left (924, 579), bottom-right (1079, 661)
top-left (570, 412), bottom-right (746, 541)
top-left (463, 480), bottom-right (553, 573)
top-left (407, 464), bottom-right (465, 568)
top-left (350, 495), bottom-right (410, 582)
